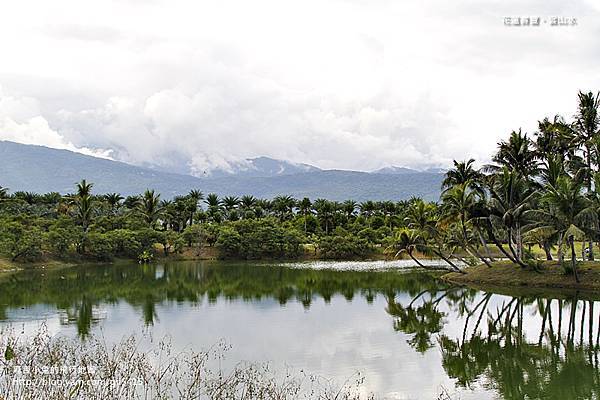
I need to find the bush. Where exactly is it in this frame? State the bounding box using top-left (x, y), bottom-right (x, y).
top-left (0, 219), bottom-right (43, 261)
top-left (86, 233), bottom-right (115, 261)
top-left (319, 234), bottom-right (371, 260)
top-left (216, 219), bottom-right (305, 259)
top-left (105, 229), bottom-right (143, 257)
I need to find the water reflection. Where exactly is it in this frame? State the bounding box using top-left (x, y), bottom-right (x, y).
top-left (0, 261), bottom-right (443, 333)
top-left (0, 261), bottom-right (599, 399)
top-left (388, 287), bottom-right (600, 399)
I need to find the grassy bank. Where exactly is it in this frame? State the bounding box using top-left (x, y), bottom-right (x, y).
top-left (442, 261), bottom-right (600, 292)
top-left (0, 244), bottom-right (393, 272)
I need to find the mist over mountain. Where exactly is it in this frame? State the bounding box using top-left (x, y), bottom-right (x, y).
top-left (200, 156), bottom-right (321, 178)
top-left (0, 141), bottom-right (443, 201)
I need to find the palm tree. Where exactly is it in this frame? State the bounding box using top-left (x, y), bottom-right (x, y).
top-left (138, 189), bottom-right (163, 228)
top-left (222, 196), bottom-right (240, 212)
top-left (204, 193), bottom-right (221, 209)
top-left (359, 201), bottom-right (375, 218)
top-left (13, 191), bottom-right (39, 205)
top-left (341, 200), bottom-right (357, 220)
top-left (404, 199), bottom-right (437, 238)
top-left (104, 193), bottom-right (124, 213)
top-left (313, 198), bottom-right (334, 234)
top-left (487, 167), bottom-right (537, 266)
top-left (272, 195), bottom-right (296, 221)
top-left (388, 228), bottom-right (427, 268)
top-left (572, 91), bottom-right (600, 192)
top-left (76, 179), bottom-right (93, 197)
top-left (441, 182), bottom-right (493, 267)
top-left (75, 194), bottom-right (94, 232)
top-left (187, 189), bottom-right (204, 226)
top-left (298, 197), bottom-right (313, 232)
top-left (442, 159), bottom-right (483, 192)
top-left (534, 116), bottom-right (575, 164)
top-left (240, 195), bottom-right (257, 209)
top-left (490, 130), bottom-right (540, 178)
top-left (527, 176), bottom-right (597, 282)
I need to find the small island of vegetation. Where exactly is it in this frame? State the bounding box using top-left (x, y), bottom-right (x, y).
top-left (2, 90), bottom-right (600, 290)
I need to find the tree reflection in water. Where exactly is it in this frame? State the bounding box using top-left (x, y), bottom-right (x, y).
top-left (388, 287), bottom-right (600, 399)
top-left (1, 261), bottom-right (599, 398)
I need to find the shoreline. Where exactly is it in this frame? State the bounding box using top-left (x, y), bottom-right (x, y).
top-left (6, 255), bottom-right (600, 295)
top-left (442, 261), bottom-right (600, 293)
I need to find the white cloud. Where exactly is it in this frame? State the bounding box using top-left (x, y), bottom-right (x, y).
top-left (0, 89), bottom-right (113, 159)
top-left (0, 0), bottom-right (599, 173)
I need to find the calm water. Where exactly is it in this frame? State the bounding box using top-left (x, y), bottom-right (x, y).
top-left (1, 260), bottom-right (599, 399)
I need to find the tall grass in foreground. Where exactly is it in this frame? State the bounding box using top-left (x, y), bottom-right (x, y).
top-left (0, 326), bottom-right (372, 400)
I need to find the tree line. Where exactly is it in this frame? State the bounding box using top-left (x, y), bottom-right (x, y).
top-left (1, 90), bottom-right (600, 279)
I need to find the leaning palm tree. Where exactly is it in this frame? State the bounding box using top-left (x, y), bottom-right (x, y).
top-left (440, 182), bottom-right (493, 267)
top-left (138, 189), bottom-right (163, 228)
top-left (388, 228), bottom-right (427, 268)
top-left (487, 167), bottom-right (537, 266)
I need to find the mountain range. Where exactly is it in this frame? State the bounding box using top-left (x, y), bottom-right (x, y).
top-left (0, 141), bottom-right (444, 201)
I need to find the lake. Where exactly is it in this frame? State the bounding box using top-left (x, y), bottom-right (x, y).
top-left (1, 260), bottom-right (599, 399)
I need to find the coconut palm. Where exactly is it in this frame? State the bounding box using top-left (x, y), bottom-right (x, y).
top-left (490, 130), bottom-right (540, 178)
top-left (441, 182), bottom-right (493, 267)
top-left (526, 176), bottom-right (597, 282)
top-left (388, 228), bottom-right (427, 268)
top-left (487, 167), bottom-right (537, 266)
top-left (442, 159), bottom-right (483, 193)
top-left (572, 91), bottom-right (600, 191)
top-left (138, 189), bottom-right (163, 228)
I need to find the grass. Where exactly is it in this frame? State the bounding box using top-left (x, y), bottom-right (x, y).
top-left (443, 260), bottom-right (600, 293)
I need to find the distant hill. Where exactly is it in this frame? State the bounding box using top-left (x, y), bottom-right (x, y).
top-left (202, 156), bottom-right (321, 178)
top-left (0, 141), bottom-right (443, 201)
top-left (371, 166), bottom-right (420, 175)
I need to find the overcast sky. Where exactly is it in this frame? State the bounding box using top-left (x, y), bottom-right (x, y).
top-left (1, 0), bottom-right (599, 174)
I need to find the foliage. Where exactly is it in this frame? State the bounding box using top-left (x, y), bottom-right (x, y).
top-left (318, 234), bottom-right (371, 259)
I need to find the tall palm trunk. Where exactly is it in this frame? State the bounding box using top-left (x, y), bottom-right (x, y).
top-left (557, 234), bottom-right (564, 264)
top-left (507, 226), bottom-right (527, 268)
top-left (569, 235), bottom-right (580, 283)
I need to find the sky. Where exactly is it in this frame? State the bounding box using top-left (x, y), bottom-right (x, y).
top-left (1, 0), bottom-right (599, 175)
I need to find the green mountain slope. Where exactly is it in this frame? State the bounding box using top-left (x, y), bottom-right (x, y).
top-left (0, 141), bottom-right (442, 201)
